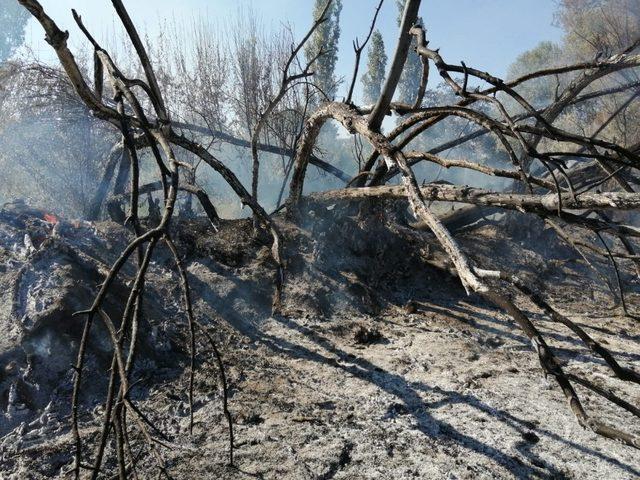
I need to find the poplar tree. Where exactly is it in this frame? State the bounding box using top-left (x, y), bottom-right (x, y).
top-left (305, 0), bottom-right (343, 100)
top-left (361, 30), bottom-right (387, 104)
top-left (395, 0), bottom-right (423, 105)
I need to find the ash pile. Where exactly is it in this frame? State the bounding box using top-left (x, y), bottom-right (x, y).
top-left (0, 200), bottom-right (185, 453)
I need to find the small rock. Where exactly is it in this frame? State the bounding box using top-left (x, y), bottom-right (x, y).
top-left (385, 402), bottom-right (409, 418)
top-left (244, 412), bottom-right (264, 425)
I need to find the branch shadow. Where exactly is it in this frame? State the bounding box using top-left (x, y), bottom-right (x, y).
top-left (187, 267), bottom-right (640, 479)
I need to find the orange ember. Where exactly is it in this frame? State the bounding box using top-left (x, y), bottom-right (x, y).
top-left (43, 213), bottom-right (59, 224)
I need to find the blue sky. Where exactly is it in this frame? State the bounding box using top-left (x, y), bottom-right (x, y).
top-left (23, 0), bottom-right (564, 101)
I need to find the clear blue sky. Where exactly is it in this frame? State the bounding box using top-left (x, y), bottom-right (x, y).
top-left (23, 0), bottom-right (563, 101)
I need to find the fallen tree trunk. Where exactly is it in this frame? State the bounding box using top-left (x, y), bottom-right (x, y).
top-left (306, 183), bottom-right (640, 212)
top-left (302, 182), bottom-right (640, 238)
top-left (288, 99), bottom-right (640, 449)
top-left (173, 121), bottom-right (349, 183)
top-left (108, 180), bottom-right (220, 225)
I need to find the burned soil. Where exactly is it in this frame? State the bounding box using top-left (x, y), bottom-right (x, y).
top-left (1, 200), bottom-right (640, 479)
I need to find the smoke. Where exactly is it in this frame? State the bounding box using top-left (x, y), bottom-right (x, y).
top-left (0, 61), bottom-right (118, 218)
top-left (0, 8), bottom-right (512, 224)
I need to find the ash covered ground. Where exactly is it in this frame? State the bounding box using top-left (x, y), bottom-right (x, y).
top-left (1, 199), bottom-right (639, 479)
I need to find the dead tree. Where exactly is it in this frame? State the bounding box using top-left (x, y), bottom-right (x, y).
top-left (287, 0), bottom-right (640, 449)
top-left (17, 0), bottom-right (243, 476)
top-left (16, 0), bottom-right (354, 476)
top-left (17, 0), bottom-right (640, 477)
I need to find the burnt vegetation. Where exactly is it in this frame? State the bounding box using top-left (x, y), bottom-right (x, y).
top-left (2, 0), bottom-right (640, 478)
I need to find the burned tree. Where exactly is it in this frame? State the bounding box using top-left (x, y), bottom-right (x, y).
top-left (287, 0), bottom-right (640, 448)
top-left (9, 0), bottom-right (640, 477)
top-left (11, 0), bottom-right (348, 476)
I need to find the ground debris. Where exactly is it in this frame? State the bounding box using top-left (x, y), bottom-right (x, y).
top-left (1, 205), bottom-right (639, 479)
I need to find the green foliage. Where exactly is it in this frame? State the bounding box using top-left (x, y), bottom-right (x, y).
top-left (361, 30), bottom-right (387, 104)
top-left (505, 0), bottom-right (640, 149)
top-left (555, 0), bottom-right (640, 59)
top-left (555, 0), bottom-right (640, 147)
top-left (0, 0), bottom-right (29, 63)
top-left (506, 41), bottom-right (565, 109)
top-left (305, 0), bottom-right (343, 100)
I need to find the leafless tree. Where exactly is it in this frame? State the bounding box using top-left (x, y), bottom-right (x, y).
top-left (15, 0), bottom-right (640, 477)
top-left (287, 0), bottom-right (640, 449)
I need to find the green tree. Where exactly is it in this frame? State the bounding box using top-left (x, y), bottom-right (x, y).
top-left (555, 0), bottom-right (640, 60)
top-left (0, 0), bottom-right (30, 63)
top-left (554, 0), bottom-right (640, 147)
top-left (506, 41), bottom-right (565, 109)
top-left (361, 30), bottom-right (387, 104)
top-left (502, 0), bottom-right (640, 186)
top-left (395, 0), bottom-right (423, 104)
top-left (305, 0), bottom-right (343, 100)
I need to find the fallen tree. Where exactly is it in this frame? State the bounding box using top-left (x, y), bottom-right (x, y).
top-left (16, 0), bottom-right (640, 476)
top-left (310, 175), bottom-right (640, 213)
top-left (286, 0), bottom-right (640, 450)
